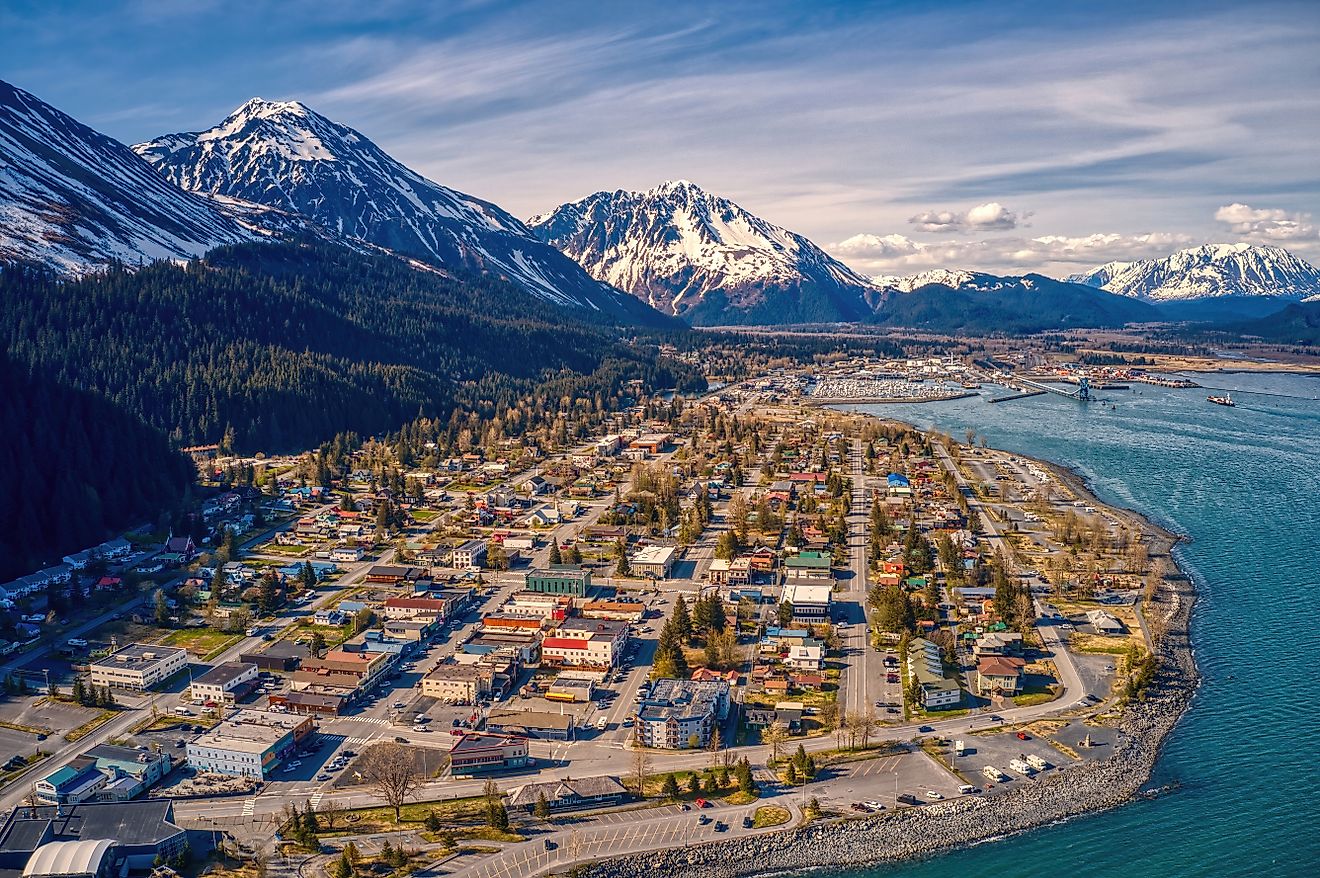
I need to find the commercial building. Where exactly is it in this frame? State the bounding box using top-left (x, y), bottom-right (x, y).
top-left (33, 763), bottom-right (107, 806)
top-left (629, 545), bottom-right (676, 579)
top-left (544, 674), bottom-right (595, 703)
top-left (781, 582), bottom-right (833, 623)
top-left (381, 596), bottom-right (450, 623)
top-left (268, 691), bottom-right (346, 716)
top-left (186, 709), bottom-right (313, 778)
top-left (87, 644), bottom-right (188, 692)
top-left (451, 540), bottom-right (488, 570)
top-left (506, 776), bottom-right (628, 813)
top-left (784, 551), bottom-right (833, 581)
top-left (447, 733), bottom-right (530, 775)
top-left (0, 801), bottom-right (187, 874)
top-left (635, 679), bottom-right (730, 749)
top-left (578, 599), bottom-right (645, 622)
top-left (907, 637), bottom-right (961, 710)
top-left (420, 663), bottom-right (493, 703)
top-left (484, 709), bottom-right (575, 741)
top-left (523, 566), bottom-right (592, 597)
top-left (190, 661), bottom-right (259, 706)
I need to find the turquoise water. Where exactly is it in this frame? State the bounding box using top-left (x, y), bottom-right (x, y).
top-left (835, 370), bottom-right (1320, 878)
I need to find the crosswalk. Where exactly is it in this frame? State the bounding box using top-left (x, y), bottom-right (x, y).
top-left (241, 798), bottom-right (256, 816)
top-left (309, 791), bottom-right (324, 809)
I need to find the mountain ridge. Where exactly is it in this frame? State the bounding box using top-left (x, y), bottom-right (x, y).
top-left (133, 98), bottom-right (670, 325)
top-left (528, 180), bottom-right (877, 325)
top-left (1068, 243), bottom-right (1320, 301)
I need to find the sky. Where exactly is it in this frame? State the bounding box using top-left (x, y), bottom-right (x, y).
top-left (4, 0), bottom-right (1319, 278)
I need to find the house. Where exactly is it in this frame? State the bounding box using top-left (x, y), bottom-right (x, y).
top-left (784, 641), bottom-right (825, 671)
top-left (162, 535), bottom-right (197, 562)
top-left (974, 632), bottom-right (1023, 657)
top-left (506, 776), bottom-right (628, 813)
top-left (1086, 609), bottom-right (1127, 636)
top-left (448, 733), bottom-right (531, 775)
top-left (975, 656), bottom-right (1026, 695)
top-left (773, 701), bottom-right (805, 731)
top-left (748, 546), bottom-right (777, 572)
top-left (330, 545), bottom-right (365, 563)
top-left (630, 545), bottom-right (676, 579)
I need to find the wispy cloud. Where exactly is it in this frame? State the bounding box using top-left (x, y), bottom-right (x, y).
top-left (909, 202), bottom-right (1022, 233)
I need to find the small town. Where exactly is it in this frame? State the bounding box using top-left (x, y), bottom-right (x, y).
top-left (0, 354), bottom-right (1176, 878)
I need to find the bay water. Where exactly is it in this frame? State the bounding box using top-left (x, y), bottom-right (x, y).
top-left (830, 370), bottom-right (1320, 878)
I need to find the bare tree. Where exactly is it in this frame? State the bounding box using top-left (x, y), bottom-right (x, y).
top-left (857, 708), bottom-right (878, 750)
top-left (358, 742), bottom-right (419, 822)
top-left (762, 720), bottom-right (790, 765)
top-left (319, 799), bottom-right (344, 832)
top-left (632, 732), bottom-right (650, 799)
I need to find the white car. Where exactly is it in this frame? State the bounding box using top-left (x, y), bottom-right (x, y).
top-left (925, 790), bottom-right (944, 800)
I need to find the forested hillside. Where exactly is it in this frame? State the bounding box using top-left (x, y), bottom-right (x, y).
top-left (0, 355), bottom-right (194, 581)
top-left (0, 241), bottom-right (702, 453)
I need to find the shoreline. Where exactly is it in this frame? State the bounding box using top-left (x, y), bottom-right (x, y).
top-left (573, 420), bottom-right (1201, 878)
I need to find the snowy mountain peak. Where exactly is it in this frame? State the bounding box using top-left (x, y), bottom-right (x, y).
top-left (0, 78), bottom-right (251, 274)
top-left (1069, 243), bottom-right (1320, 301)
top-left (528, 182), bottom-right (876, 324)
top-left (133, 100), bottom-right (663, 321)
top-left (871, 268), bottom-right (1011, 293)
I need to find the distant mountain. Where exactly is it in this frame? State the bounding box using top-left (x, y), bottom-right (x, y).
top-left (528, 180), bottom-right (876, 325)
top-left (1152, 296), bottom-right (1294, 324)
top-left (871, 269), bottom-right (1017, 294)
top-left (869, 273), bottom-right (1160, 334)
top-left (134, 99), bottom-right (665, 324)
top-left (0, 79), bottom-right (252, 274)
top-left (1068, 243), bottom-right (1320, 301)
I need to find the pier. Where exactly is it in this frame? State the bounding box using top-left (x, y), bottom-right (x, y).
top-left (989, 390), bottom-right (1047, 404)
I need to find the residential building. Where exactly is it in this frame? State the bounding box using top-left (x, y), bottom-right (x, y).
top-left (448, 733), bottom-right (530, 775)
top-left (907, 637), bottom-right (961, 710)
top-left (630, 545), bottom-right (676, 579)
top-left (88, 644), bottom-right (188, 692)
top-left (1087, 609), bottom-right (1127, 636)
top-left (635, 679), bottom-right (730, 749)
top-left (506, 776), bottom-right (628, 813)
top-left (186, 709), bottom-right (313, 778)
top-left (523, 566), bottom-right (591, 597)
top-left (784, 641), bottom-right (825, 671)
top-left (190, 661), bottom-right (259, 706)
top-left (975, 656), bottom-right (1026, 695)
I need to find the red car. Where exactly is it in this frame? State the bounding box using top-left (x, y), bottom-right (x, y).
top-left (694, 798), bottom-right (711, 809)
top-left (1016, 732), bottom-right (1030, 740)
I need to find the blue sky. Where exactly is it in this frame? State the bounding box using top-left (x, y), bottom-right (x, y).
top-left (4, 0), bottom-right (1318, 276)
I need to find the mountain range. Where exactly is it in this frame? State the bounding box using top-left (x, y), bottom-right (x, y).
top-left (3, 77), bottom-right (1318, 332)
top-left (1068, 243), bottom-right (1320, 301)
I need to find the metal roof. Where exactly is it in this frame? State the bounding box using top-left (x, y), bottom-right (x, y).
top-left (22, 839), bottom-right (115, 877)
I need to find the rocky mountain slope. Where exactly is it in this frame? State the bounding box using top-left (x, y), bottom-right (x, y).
top-left (528, 180), bottom-right (876, 325)
top-left (134, 99), bottom-right (664, 323)
top-left (1069, 243), bottom-right (1320, 301)
top-left (0, 79), bottom-right (252, 273)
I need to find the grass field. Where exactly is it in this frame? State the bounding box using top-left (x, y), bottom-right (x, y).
top-left (159, 627), bottom-right (243, 658)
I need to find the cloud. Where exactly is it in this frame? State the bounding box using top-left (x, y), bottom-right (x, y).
top-left (828, 230), bottom-right (1194, 277)
top-left (1214, 203), bottom-right (1316, 241)
top-left (908, 202), bottom-right (1021, 233)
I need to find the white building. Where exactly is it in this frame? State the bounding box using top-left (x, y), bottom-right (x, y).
top-left (186, 710), bottom-right (313, 778)
top-left (190, 662), bottom-right (258, 706)
top-left (88, 645), bottom-right (188, 692)
top-left (630, 545), bottom-right (676, 579)
top-left (782, 582), bottom-right (833, 623)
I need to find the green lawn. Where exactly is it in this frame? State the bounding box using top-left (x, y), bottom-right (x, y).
top-left (159, 627), bottom-right (243, 658)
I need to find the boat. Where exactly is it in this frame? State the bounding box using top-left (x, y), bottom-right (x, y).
top-left (961, 382), bottom-right (982, 389)
top-left (1207, 393), bottom-right (1235, 407)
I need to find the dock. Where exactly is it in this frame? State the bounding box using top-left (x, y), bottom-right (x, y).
top-left (989, 390), bottom-right (1046, 404)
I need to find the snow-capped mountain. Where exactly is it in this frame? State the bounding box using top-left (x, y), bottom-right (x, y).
top-left (1068, 243), bottom-right (1320, 301)
top-left (134, 99), bottom-right (659, 322)
top-left (528, 180), bottom-right (876, 325)
top-left (0, 80), bottom-right (251, 274)
top-left (871, 268), bottom-right (1017, 293)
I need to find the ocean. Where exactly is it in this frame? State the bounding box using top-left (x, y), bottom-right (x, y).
top-left (831, 370), bottom-right (1320, 878)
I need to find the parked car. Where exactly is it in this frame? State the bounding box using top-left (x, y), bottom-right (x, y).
top-left (926, 790), bottom-right (944, 800)
top-left (1016, 731), bottom-right (1031, 740)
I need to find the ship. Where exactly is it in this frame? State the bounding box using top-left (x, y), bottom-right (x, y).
top-left (1207, 393), bottom-right (1235, 407)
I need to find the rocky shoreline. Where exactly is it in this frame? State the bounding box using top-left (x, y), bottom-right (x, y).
top-left (575, 438), bottom-right (1201, 878)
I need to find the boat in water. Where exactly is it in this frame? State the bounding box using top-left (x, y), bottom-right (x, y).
top-left (1208, 393), bottom-right (1235, 407)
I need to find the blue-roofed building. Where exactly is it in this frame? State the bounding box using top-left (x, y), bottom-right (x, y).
top-left (278, 561), bottom-right (337, 580)
top-left (33, 763), bottom-right (106, 805)
top-left (84, 745), bottom-right (172, 801)
top-left (887, 472), bottom-right (912, 496)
